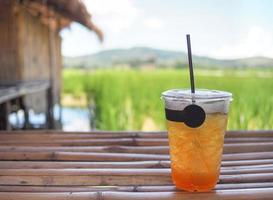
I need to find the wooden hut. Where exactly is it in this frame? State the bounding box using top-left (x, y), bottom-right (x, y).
top-left (0, 0), bottom-right (102, 130)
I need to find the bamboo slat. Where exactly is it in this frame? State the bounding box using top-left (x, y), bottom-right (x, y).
top-left (1, 130), bottom-right (273, 138)
top-left (1, 188), bottom-right (273, 200)
top-left (2, 160), bottom-right (273, 169)
top-left (223, 143), bottom-right (273, 153)
top-left (0, 138), bottom-right (168, 146)
top-left (99, 188), bottom-right (273, 200)
top-left (1, 168), bottom-right (273, 186)
top-left (0, 145), bottom-right (170, 154)
top-left (222, 159), bottom-right (273, 166)
top-left (0, 142), bottom-right (272, 154)
top-left (222, 152), bottom-right (273, 161)
top-left (0, 131), bottom-right (167, 139)
top-left (0, 161), bottom-right (169, 169)
top-left (0, 138), bottom-right (273, 147)
top-left (0, 174), bottom-right (172, 186)
top-left (1, 151), bottom-right (273, 161)
top-left (0, 168), bottom-right (172, 176)
top-left (226, 130), bottom-right (273, 138)
top-left (1, 183), bottom-right (273, 192)
top-left (1, 167), bottom-right (273, 177)
top-left (0, 152), bottom-right (169, 161)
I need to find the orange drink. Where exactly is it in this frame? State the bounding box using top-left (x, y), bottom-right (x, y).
top-left (162, 89), bottom-right (232, 192)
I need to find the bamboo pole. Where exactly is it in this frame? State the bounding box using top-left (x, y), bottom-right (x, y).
top-left (7, 137), bottom-right (258, 145)
top-left (1, 130), bottom-right (273, 138)
top-left (0, 152), bottom-right (170, 161)
top-left (223, 143), bottom-right (273, 153)
top-left (0, 168), bottom-right (273, 186)
top-left (222, 152), bottom-right (273, 161)
top-left (2, 160), bottom-right (273, 170)
top-left (0, 138), bottom-right (142, 145)
top-left (222, 159), bottom-right (273, 167)
top-left (1, 131), bottom-right (273, 146)
top-left (0, 174), bottom-right (171, 186)
top-left (0, 185), bottom-right (134, 192)
top-left (1, 151), bottom-right (273, 161)
top-left (220, 167), bottom-right (273, 175)
top-left (226, 130), bottom-right (273, 138)
top-left (1, 137), bottom-right (273, 146)
top-left (0, 142), bottom-right (272, 154)
top-left (102, 188), bottom-right (273, 200)
top-left (0, 168), bottom-right (172, 176)
top-left (0, 138), bottom-right (169, 146)
top-left (0, 161), bottom-right (169, 169)
top-left (219, 173), bottom-right (273, 184)
top-left (136, 182), bottom-right (273, 191)
top-left (0, 192), bottom-right (97, 200)
top-left (0, 146), bottom-right (170, 154)
top-left (0, 131), bottom-right (167, 138)
top-left (1, 188), bottom-right (273, 200)
top-left (224, 138), bottom-right (273, 143)
top-left (1, 167), bottom-right (273, 177)
top-left (0, 173), bottom-right (272, 186)
top-left (1, 182), bottom-right (273, 192)
top-left (221, 164), bottom-right (273, 170)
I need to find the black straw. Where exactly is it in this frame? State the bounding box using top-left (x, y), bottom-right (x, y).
top-left (186, 34), bottom-right (195, 94)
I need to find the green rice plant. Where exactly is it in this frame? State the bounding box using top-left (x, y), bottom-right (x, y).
top-left (63, 68), bottom-right (273, 130)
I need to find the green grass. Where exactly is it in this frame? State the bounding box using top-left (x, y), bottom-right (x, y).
top-left (62, 68), bottom-right (273, 130)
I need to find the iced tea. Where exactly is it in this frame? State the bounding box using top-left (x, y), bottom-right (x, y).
top-left (167, 113), bottom-right (228, 191)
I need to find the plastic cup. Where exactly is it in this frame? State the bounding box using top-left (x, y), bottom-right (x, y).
top-left (161, 89), bottom-right (232, 192)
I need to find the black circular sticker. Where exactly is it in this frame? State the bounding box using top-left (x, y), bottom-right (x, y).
top-left (183, 104), bottom-right (206, 128)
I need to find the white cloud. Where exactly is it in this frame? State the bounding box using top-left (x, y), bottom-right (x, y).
top-left (62, 2), bottom-right (273, 59)
top-left (210, 26), bottom-right (273, 59)
top-left (143, 17), bottom-right (164, 29)
top-left (83, 0), bottom-right (139, 34)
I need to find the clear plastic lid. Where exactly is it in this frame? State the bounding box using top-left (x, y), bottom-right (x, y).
top-left (161, 89), bottom-right (232, 114)
top-left (162, 89), bottom-right (232, 100)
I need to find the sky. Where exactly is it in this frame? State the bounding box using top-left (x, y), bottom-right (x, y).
top-left (61, 0), bottom-right (273, 59)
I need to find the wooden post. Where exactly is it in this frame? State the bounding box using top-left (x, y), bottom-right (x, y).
top-left (19, 96), bottom-right (30, 129)
top-left (14, 98), bottom-right (20, 129)
top-left (0, 101), bottom-right (11, 130)
top-left (46, 87), bottom-right (54, 129)
top-left (47, 7), bottom-right (57, 129)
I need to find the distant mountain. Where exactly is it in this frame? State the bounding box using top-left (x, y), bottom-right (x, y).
top-left (63, 47), bottom-right (273, 69)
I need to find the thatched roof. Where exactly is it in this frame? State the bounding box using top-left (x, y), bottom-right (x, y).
top-left (21, 0), bottom-right (103, 41)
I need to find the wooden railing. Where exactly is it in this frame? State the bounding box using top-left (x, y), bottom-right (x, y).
top-left (0, 80), bottom-right (52, 130)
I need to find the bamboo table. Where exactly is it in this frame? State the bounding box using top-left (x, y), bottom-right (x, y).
top-left (0, 130), bottom-right (273, 199)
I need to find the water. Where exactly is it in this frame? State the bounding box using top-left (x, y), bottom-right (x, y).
top-left (9, 107), bottom-right (91, 131)
top-left (61, 107), bottom-right (91, 131)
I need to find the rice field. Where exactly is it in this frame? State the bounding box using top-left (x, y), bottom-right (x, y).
top-left (62, 68), bottom-right (273, 131)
